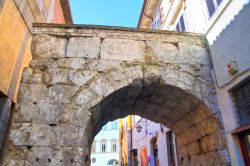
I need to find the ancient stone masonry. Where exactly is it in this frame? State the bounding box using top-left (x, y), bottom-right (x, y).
top-left (3, 24), bottom-right (230, 166)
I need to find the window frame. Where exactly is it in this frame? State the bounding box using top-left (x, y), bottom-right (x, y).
top-left (175, 14), bottom-right (186, 32)
top-left (232, 80), bottom-right (250, 127)
top-left (204, 0), bottom-right (223, 19)
top-left (112, 143), bottom-right (117, 152)
top-left (101, 143), bottom-right (106, 152)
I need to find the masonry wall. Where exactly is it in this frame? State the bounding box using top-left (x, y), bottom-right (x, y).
top-left (1, 24), bottom-right (231, 166)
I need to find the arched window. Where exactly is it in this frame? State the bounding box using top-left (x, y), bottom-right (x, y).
top-left (111, 139), bottom-right (118, 152)
top-left (100, 139), bottom-right (107, 152)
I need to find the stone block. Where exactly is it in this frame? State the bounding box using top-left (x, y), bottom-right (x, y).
top-left (66, 37), bottom-right (100, 58)
top-left (30, 124), bottom-right (54, 146)
top-left (69, 70), bottom-right (97, 86)
top-left (88, 74), bottom-right (114, 98)
top-left (58, 58), bottom-right (86, 69)
top-left (100, 38), bottom-right (146, 61)
top-left (53, 125), bottom-right (80, 146)
top-left (146, 41), bottom-right (178, 62)
top-left (43, 69), bottom-right (69, 86)
top-left (33, 103), bottom-right (63, 124)
top-left (18, 83), bottom-right (47, 103)
top-left (10, 123), bottom-right (33, 146)
top-left (85, 59), bottom-right (121, 71)
top-left (190, 154), bottom-right (206, 166)
top-left (177, 42), bottom-right (209, 65)
top-left (26, 147), bottom-right (64, 166)
top-left (13, 102), bottom-right (35, 123)
top-left (61, 103), bottom-right (91, 127)
top-left (31, 35), bottom-right (67, 59)
top-left (75, 87), bottom-right (101, 109)
top-left (47, 85), bottom-right (79, 103)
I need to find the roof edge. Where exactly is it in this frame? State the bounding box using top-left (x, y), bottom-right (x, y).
top-left (137, 0), bottom-right (148, 28)
top-left (60, 0), bottom-right (73, 24)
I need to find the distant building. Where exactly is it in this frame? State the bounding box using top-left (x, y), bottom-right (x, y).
top-left (119, 116), bottom-right (177, 166)
top-left (138, 0), bottom-right (250, 165)
top-left (91, 120), bottom-right (119, 166)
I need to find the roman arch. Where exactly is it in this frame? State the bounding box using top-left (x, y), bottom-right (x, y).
top-left (3, 24), bottom-right (230, 166)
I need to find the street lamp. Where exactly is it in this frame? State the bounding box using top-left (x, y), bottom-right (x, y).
top-left (136, 119), bottom-right (147, 133)
top-left (136, 124), bottom-right (143, 132)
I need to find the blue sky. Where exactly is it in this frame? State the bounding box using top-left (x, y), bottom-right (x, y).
top-left (69, 0), bottom-right (144, 27)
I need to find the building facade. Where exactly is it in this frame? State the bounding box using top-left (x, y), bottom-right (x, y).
top-left (120, 116), bottom-right (178, 166)
top-left (138, 0), bottom-right (250, 165)
top-left (132, 117), bottom-right (178, 166)
top-left (0, 0), bottom-right (72, 159)
top-left (91, 120), bottom-right (119, 166)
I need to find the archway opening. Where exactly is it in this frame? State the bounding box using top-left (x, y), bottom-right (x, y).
top-left (86, 76), bottom-right (229, 166)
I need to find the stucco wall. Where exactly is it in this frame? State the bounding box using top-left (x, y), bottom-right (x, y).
top-left (0, 0), bottom-right (67, 101)
top-left (209, 2), bottom-right (250, 87)
top-left (132, 120), bottom-right (171, 165)
top-left (0, 0), bottom-right (31, 100)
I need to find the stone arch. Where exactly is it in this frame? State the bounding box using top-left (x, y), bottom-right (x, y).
top-left (3, 25), bottom-right (231, 166)
top-left (78, 64), bottom-right (229, 166)
top-left (4, 63), bottom-right (230, 166)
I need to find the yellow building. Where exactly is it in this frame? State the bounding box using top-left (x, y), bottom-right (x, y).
top-left (0, 0), bottom-right (72, 156)
top-left (0, 0), bottom-right (72, 102)
top-left (119, 115), bottom-right (133, 166)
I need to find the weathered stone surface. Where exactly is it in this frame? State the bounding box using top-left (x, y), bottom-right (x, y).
top-left (75, 87), bottom-right (101, 109)
top-left (32, 103), bottom-right (63, 124)
top-left (5, 25), bottom-right (230, 166)
top-left (69, 70), bottom-right (97, 86)
top-left (18, 83), bottom-right (47, 102)
top-left (100, 38), bottom-right (146, 61)
top-left (43, 69), bottom-right (69, 86)
top-left (47, 85), bottom-right (79, 103)
top-left (66, 37), bottom-right (100, 58)
top-left (146, 41), bottom-right (178, 62)
top-left (31, 35), bottom-right (67, 59)
top-left (58, 58), bottom-right (86, 69)
top-left (85, 59), bottom-right (121, 71)
top-left (178, 42), bottom-right (209, 65)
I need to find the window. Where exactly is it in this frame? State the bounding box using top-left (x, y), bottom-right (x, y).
top-left (205, 0), bottom-right (223, 18)
top-left (112, 143), bottom-right (117, 152)
top-left (151, 18), bottom-right (161, 29)
top-left (175, 15), bottom-right (186, 32)
top-left (112, 121), bottom-right (118, 129)
top-left (233, 80), bottom-right (250, 127)
top-left (176, 24), bottom-right (180, 32)
top-left (216, 0), bottom-right (222, 5)
top-left (179, 15), bottom-right (185, 32)
top-left (101, 143), bottom-right (106, 152)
